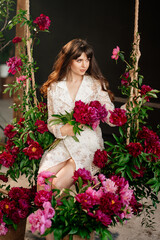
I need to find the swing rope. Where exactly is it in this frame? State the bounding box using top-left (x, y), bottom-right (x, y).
top-left (126, 0), bottom-right (141, 145)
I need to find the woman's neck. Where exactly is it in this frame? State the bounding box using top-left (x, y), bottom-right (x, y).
top-left (66, 71), bottom-right (83, 83)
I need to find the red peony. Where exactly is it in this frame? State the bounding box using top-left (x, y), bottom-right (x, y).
top-left (100, 192), bottom-right (122, 216)
top-left (121, 72), bottom-right (130, 87)
top-left (95, 209), bottom-right (112, 226)
top-left (35, 120), bottom-right (48, 133)
top-left (4, 124), bottom-right (17, 139)
top-left (109, 108), bottom-right (127, 126)
top-left (126, 142), bottom-right (143, 157)
top-left (141, 85), bottom-right (153, 102)
top-left (12, 37), bottom-right (22, 44)
top-left (23, 141), bottom-right (43, 160)
top-left (72, 168), bottom-right (92, 183)
top-left (34, 190), bottom-right (52, 207)
top-left (0, 174), bottom-right (8, 182)
top-left (0, 151), bottom-right (15, 167)
top-left (6, 56), bottom-right (23, 75)
top-left (137, 126), bottom-right (159, 142)
top-left (73, 100), bottom-right (108, 130)
top-left (75, 192), bottom-right (94, 209)
top-left (93, 149), bottom-right (108, 168)
top-left (17, 117), bottom-right (25, 127)
top-left (37, 102), bottom-right (47, 113)
top-left (33, 14), bottom-right (51, 31)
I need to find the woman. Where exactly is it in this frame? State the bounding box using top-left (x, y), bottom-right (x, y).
top-left (38, 38), bottom-right (114, 191)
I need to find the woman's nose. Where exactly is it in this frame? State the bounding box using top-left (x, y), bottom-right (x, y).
top-left (82, 60), bottom-right (86, 68)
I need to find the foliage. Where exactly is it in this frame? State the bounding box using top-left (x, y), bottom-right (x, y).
top-left (101, 46), bottom-right (160, 227)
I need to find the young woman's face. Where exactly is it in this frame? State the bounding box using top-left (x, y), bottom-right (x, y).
top-left (70, 52), bottom-right (90, 76)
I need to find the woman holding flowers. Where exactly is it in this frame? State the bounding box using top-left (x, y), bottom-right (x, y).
top-left (38, 39), bottom-right (115, 195)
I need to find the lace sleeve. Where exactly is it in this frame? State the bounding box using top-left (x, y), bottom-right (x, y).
top-left (47, 85), bottom-right (66, 139)
top-left (97, 87), bottom-right (115, 127)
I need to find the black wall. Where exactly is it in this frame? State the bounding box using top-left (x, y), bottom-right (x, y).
top-left (30, 0), bottom-right (159, 135)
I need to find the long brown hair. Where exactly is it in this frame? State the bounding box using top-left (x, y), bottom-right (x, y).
top-left (41, 38), bottom-right (114, 101)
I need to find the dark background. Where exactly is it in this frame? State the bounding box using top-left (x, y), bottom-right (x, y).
top-left (1, 0), bottom-right (159, 140)
top-left (29, 0), bottom-right (160, 138)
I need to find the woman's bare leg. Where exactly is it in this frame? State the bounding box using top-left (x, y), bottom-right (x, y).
top-left (37, 159), bottom-right (76, 240)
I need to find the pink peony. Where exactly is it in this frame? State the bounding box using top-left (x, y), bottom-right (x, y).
top-left (43, 201), bottom-right (55, 219)
top-left (0, 222), bottom-right (8, 236)
top-left (75, 192), bottom-right (94, 209)
top-left (111, 46), bottom-right (120, 60)
top-left (35, 120), bottom-right (48, 133)
top-left (102, 179), bottom-right (117, 193)
top-left (16, 75), bottom-right (30, 87)
top-left (33, 14), bottom-right (51, 31)
top-left (119, 205), bottom-right (133, 219)
top-left (93, 149), bottom-right (108, 168)
top-left (37, 171), bottom-right (55, 190)
top-left (28, 209), bottom-right (52, 235)
top-left (12, 37), bottom-right (22, 44)
top-left (109, 108), bottom-right (127, 126)
top-left (120, 183), bottom-right (133, 205)
top-left (6, 56), bottom-right (22, 75)
top-left (23, 141), bottom-right (43, 160)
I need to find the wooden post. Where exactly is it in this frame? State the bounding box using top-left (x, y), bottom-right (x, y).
top-left (13, 0), bottom-right (27, 120)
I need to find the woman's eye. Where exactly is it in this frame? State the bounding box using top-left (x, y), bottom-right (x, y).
top-left (77, 59), bottom-right (81, 63)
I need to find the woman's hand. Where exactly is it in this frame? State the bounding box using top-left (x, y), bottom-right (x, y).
top-left (60, 123), bottom-right (83, 137)
top-left (60, 123), bottom-right (74, 137)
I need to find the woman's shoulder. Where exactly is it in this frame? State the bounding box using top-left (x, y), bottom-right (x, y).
top-left (85, 75), bottom-right (101, 90)
top-left (47, 81), bottom-right (57, 92)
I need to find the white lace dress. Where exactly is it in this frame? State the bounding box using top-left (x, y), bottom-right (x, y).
top-left (38, 75), bottom-right (115, 175)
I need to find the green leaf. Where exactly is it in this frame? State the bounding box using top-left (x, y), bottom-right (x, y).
top-left (119, 52), bottom-right (125, 61)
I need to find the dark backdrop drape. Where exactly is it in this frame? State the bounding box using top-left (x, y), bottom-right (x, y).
top-left (30, 0), bottom-right (160, 138)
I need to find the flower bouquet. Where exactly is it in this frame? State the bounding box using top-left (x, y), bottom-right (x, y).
top-left (49, 100), bottom-right (108, 149)
top-left (28, 169), bottom-right (142, 240)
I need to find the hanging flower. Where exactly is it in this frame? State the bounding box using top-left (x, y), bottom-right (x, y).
top-left (93, 149), bottom-right (108, 168)
top-left (23, 141), bottom-right (44, 160)
top-left (35, 120), bottom-right (48, 133)
top-left (140, 85), bottom-right (153, 102)
top-left (126, 142), bottom-right (143, 157)
top-left (121, 72), bottom-right (130, 86)
top-left (16, 75), bottom-right (30, 87)
top-left (12, 37), bottom-right (22, 44)
top-left (6, 56), bottom-right (23, 75)
top-left (4, 124), bottom-right (17, 139)
top-left (109, 108), bottom-right (127, 126)
top-left (111, 46), bottom-right (120, 60)
top-left (33, 14), bottom-right (51, 31)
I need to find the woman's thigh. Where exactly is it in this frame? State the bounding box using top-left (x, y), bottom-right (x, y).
top-left (53, 158), bottom-right (76, 190)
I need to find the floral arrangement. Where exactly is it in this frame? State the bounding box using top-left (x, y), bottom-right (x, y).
top-left (0, 2), bottom-right (54, 236)
top-left (28, 169), bottom-right (142, 240)
top-left (50, 100), bottom-right (108, 143)
top-left (93, 46), bottom-right (160, 227)
top-left (0, 186), bottom-right (36, 236)
top-left (0, 5), bottom-right (54, 185)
